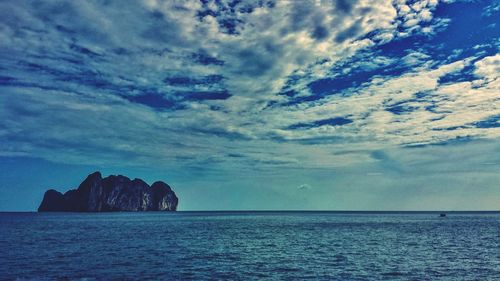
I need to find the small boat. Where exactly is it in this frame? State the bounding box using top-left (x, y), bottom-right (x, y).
top-left (439, 213), bottom-right (446, 217)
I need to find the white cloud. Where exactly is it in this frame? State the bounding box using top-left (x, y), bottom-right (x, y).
top-left (297, 184), bottom-right (312, 190)
top-left (256, 55), bottom-right (498, 149)
top-left (474, 54), bottom-right (500, 82)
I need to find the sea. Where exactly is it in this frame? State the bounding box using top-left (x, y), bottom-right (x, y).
top-left (1, 211), bottom-right (499, 280)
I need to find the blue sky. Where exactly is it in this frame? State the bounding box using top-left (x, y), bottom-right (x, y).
top-left (0, 0), bottom-right (499, 211)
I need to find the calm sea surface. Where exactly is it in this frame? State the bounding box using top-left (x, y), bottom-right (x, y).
top-left (1, 212), bottom-right (499, 280)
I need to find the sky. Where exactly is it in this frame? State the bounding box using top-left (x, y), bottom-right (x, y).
top-left (0, 0), bottom-right (499, 211)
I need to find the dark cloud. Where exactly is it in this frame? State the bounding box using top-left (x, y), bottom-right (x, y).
top-left (191, 51), bottom-right (225, 65)
top-left (334, 22), bottom-right (362, 43)
top-left (311, 25), bottom-right (330, 41)
top-left (233, 48), bottom-right (276, 77)
top-left (288, 1), bottom-right (315, 32)
top-left (164, 75), bottom-right (225, 86)
top-left (180, 90), bottom-right (232, 101)
top-left (196, 0), bottom-right (273, 35)
top-left (335, 0), bottom-right (357, 13)
top-left (288, 117), bottom-right (353, 130)
top-left (406, 136), bottom-right (477, 148)
top-left (122, 93), bottom-right (178, 110)
top-left (370, 150), bottom-right (388, 160)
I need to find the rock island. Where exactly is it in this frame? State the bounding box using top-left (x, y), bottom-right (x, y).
top-left (38, 172), bottom-right (178, 212)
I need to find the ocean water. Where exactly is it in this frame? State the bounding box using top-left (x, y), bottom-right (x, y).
top-left (1, 212), bottom-right (499, 280)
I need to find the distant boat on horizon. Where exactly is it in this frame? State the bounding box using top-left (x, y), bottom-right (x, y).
top-left (440, 213), bottom-right (447, 217)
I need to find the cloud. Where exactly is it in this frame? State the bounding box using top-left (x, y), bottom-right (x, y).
top-left (297, 184), bottom-right (312, 190)
top-left (474, 54), bottom-right (500, 82)
top-left (288, 117), bottom-right (353, 130)
top-left (0, 0), bottom-right (498, 172)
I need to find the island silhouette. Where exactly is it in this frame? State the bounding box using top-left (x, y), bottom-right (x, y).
top-left (38, 172), bottom-right (178, 212)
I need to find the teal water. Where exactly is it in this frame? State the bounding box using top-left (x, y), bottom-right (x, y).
top-left (1, 212), bottom-right (499, 280)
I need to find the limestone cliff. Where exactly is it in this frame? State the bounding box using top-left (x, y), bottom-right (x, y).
top-left (38, 172), bottom-right (178, 212)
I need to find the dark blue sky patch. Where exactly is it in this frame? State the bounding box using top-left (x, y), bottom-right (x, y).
top-left (163, 74), bottom-right (224, 86)
top-left (431, 135), bottom-right (476, 146)
top-left (335, 0), bottom-right (357, 13)
top-left (284, 64), bottom-right (406, 106)
top-left (411, 92), bottom-right (453, 114)
top-left (112, 47), bottom-right (131, 56)
top-left (288, 117), bottom-right (353, 130)
top-left (197, 0), bottom-right (274, 36)
top-left (122, 93), bottom-right (178, 110)
top-left (0, 76), bottom-right (16, 83)
top-left (374, 34), bottom-right (428, 60)
top-left (385, 91), bottom-right (451, 116)
top-left (374, 0), bottom-right (499, 64)
top-left (141, 47), bottom-right (172, 56)
top-left (282, 47), bottom-right (415, 107)
top-left (432, 125), bottom-right (468, 132)
top-left (308, 76), bottom-right (358, 97)
top-left (8, 55), bottom-right (117, 94)
top-left (370, 150), bottom-right (388, 160)
top-left (432, 115), bottom-right (500, 131)
top-left (227, 153), bottom-right (245, 158)
top-left (180, 90), bottom-right (231, 101)
top-left (278, 89), bottom-right (300, 97)
top-left (17, 60), bottom-right (67, 77)
top-left (385, 91), bottom-right (446, 115)
top-left (438, 64), bottom-right (476, 84)
top-left (218, 18), bottom-right (243, 35)
top-left (311, 25), bottom-right (329, 41)
top-left (196, 7), bottom-right (217, 19)
top-left (122, 89), bottom-right (231, 110)
top-left (5, 49), bottom-right (229, 112)
top-left (474, 115), bottom-right (500, 129)
top-left (432, 1), bottom-right (499, 54)
top-left (197, 0), bottom-right (256, 35)
top-left (403, 135), bottom-right (477, 148)
top-left (59, 69), bottom-right (113, 89)
top-left (425, 103), bottom-right (445, 114)
top-left (69, 42), bottom-right (101, 58)
top-left (386, 104), bottom-right (420, 115)
top-left (191, 52), bottom-right (224, 65)
top-left (54, 24), bottom-right (76, 35)
top-left (307, 59), bottom-right (405, 96)
top-left (294, 136), bottom-right (347, 145)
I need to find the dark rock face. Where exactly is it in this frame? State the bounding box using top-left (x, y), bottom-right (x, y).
top-left (38, 172), bottom-right (178, 212)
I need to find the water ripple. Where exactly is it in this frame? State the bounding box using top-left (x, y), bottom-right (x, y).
top-left (1, 212), bottom-right (499, 280)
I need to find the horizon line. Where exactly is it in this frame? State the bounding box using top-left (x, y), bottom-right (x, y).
top-left (1, 210), bottom-right (499, 213)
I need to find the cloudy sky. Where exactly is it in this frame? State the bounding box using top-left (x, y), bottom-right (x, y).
top-left (0, 0), bottom-right (499, 211)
